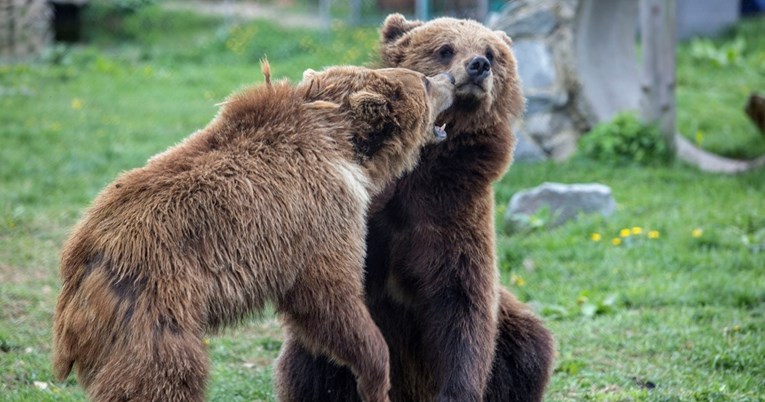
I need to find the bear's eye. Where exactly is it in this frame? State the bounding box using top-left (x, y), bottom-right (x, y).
top-left (437, 45), bottom-right (454, 62)
top-left (485, 49), bottom-right (495, 64)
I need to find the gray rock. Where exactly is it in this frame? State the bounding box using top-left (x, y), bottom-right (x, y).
top-left (525, 90), bottom-right (568, 114)
top-left (505, 182), bottom-right (615, 233)
top-left (523, 113), bottom-right (553, 139)
top-left (513, 40), bottom-right (556, 90)
top-left (499, 9), bottom-right (557, 38)
top-left (524, 112), bottom-right (573, 142)
top-left (513, 130), bottom-right (548, 163)
top-left (545, 130), bottom-right (579, 161)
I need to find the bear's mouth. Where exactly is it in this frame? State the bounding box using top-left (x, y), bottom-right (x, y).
top-left (433, 123), bottom-right (447, 142)
top-left (456, 82), bottom-right (487, 98)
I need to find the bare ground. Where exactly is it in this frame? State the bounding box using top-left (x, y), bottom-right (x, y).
top-left (163, 1), bottom-right (324, 29)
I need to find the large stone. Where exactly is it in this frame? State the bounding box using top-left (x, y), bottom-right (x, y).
top-left (525, 113), bottom-right (574, 143)
top-left (513, 40), bottom-right (556, 90)
top-left (495, 8), bottom-right (557, 38)
top-left (523, 113), bottom-right (553, 140)
top-left (513, 130), bottom-right (548, 163)
top-left (544, 130), bottom-right (579, 161)
top-left (525, 89), bottom-right (568, 114)
top-left (505, 182), bottom-right (615, 233)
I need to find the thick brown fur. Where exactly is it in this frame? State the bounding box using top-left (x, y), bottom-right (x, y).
top-left (52, 65), bottom-right (454, 402)
top-left (276, 15), bottom-right (554, 402)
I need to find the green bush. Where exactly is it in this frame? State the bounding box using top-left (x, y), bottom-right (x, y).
top-left (83, 0), bottom-right (163, 40)
top-left (579, 112), bottom-right (671, 165)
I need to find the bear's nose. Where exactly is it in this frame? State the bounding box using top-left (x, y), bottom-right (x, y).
top-left (466, 56), bottom-right (491, 82)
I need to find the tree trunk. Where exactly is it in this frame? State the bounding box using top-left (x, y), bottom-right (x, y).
top-left (639, 0), bottom-right (677, 155)
top-left (638, 0), bottom-right (765, 173)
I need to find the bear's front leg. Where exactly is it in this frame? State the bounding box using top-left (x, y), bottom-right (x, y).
top-left (277, 252), bottom-right (391, 402)
top-left (396, 225), bottom-right (500, 402)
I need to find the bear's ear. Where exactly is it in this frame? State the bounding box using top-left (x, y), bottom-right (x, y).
top-left (302, 68), bottom-right (317, 81)
top-left (298, 70), bottom-right (322, 100)
top-left (344, 91), bottom-right (397, 157)
top-left (345, 91), bottom-right (390, 129)
top-left (495, 30), bottom-right (513, 48)
top-left (381, 13), bottom-right (423, 44)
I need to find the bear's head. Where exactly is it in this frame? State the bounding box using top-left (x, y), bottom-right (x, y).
top-left (379, 14), bottom-right (524, 134)
top-left (299, 66), bottom-right (454, 188)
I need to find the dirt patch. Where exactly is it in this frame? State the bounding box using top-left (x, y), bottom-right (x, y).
top-left (0, 263), bottom-right (53, 286)
top-left (163, 1), bottom-right (324, 29)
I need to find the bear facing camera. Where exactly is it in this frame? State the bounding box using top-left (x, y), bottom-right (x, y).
top-left (276, 14), bottom-right (554, 402)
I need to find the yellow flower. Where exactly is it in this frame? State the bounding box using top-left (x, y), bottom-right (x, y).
top-left (590, 233), bottom-right (602, 242)
top-left (611, 238), bottom-right (622, 246)
top-left (648, 230), bottom-right (660, 239)
top-left (692, 228), bottom-right (703, 238)
top-left (71, 98), bottom-right (83, 110)
top-left (619, 228), bottom-right (631, 238)
top-left (631, 226), bottom-right (643, 235)
top-left (203, 338), bottom-right (210, 346)
top-left (510, 274), bottom-right (527, 287)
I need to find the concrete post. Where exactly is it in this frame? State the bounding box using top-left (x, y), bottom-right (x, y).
top-left (639, 0), bottom-right (677, 154)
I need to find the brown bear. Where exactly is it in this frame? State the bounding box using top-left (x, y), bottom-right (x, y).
top-left (275, 15), bottom-right (555, 402)
top-left (51, 64), bottom-right (455, 402)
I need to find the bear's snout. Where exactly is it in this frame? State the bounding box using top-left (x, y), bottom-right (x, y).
top-left (427, 73), bottom-right (455, 116)
top-left (467, 56), bottom-right (491, 83)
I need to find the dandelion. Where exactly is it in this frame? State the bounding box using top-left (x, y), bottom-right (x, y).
top-left (71, 98), bottom-right (83, 110)
top-left (648, 230), bottom-right (660, 239)
top-left (692, 228), bottom-right (703, 238)
top-left (203, 338), bottom-right (210, 346)
top-left (611, 238), bottom-right (622, 246)
top-left (631, 226), bottom-right (643, 235)
top-left (590, 233), bottom-right (602, 242)
top-left (619, 228), bottom-right (631, 238)
top-left (510, 274), bottom-right (527, 287)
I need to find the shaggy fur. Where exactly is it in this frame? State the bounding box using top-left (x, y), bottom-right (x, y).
top-left (276, 15), bottom-right (555, 402)
top-left (52, 65), bottom-right (454, 402)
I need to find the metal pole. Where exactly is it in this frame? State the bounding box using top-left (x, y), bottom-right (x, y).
top-left (349, 0), bottom-right (360, 25)
top-left (416, 0), bottom-right (428, 21)
top-left (476, 0), bottom-right (488, 22)
top-left (319, 0), bottom-right (330, 29)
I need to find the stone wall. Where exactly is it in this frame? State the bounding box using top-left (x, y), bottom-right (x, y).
top-left (489, 0), bottom-right (740, 163)
top-left (489, 0), bottom-right (582, 162)
top-left (0, 0), bottom-right (52, 61)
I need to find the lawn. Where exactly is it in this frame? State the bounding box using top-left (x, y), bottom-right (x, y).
top-left (1, 5), bottom-right (764, 401)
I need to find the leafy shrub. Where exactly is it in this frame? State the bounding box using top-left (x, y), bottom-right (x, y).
top-left (579, 112), bottom-right (671, 165)
top-left (90, 0), bottom-right (159, 15)
top-left (83, 0), bottom-right (162, 40)
top-left (690, 37), bottom-right (746, 67)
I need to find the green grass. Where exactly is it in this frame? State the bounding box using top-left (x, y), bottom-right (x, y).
top-left (676, 17), bottom-right (765, 159)
top-left (1, 6), bottom-right (764, 401)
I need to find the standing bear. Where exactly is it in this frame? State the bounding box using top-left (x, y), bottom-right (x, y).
top-left (52, 65), bottom-right (455, 402)
top-left (276, 15), bottom-right (555, 402)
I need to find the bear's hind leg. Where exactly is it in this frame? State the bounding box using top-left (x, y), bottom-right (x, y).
top-left (278, 257), bottom-right (390, 402)
top-left (274, 333), bottom-right (362, 402)
top-left (484, 289), bottom-right (555, 402)
top-left (86, 324), bottom-right (209, 402)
